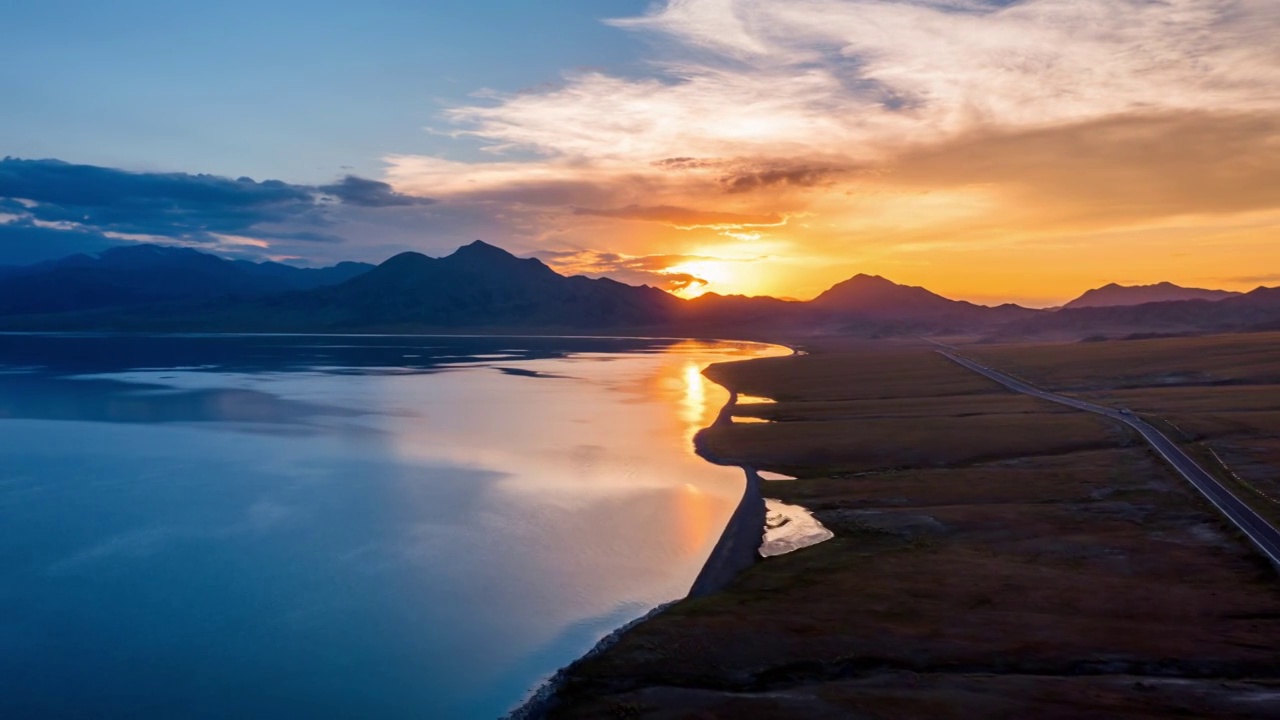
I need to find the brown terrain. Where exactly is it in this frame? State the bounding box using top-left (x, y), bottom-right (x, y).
top-left (970, 332), bottom-right (1280, 528)
top-left (543, 336), bottom-right (1280, 718)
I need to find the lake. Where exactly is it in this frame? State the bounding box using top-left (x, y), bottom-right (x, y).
top-left (0, 334), bottom-right (785, 718)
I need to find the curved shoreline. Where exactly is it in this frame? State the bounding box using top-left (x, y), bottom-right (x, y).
top-left (686, 391), bottom-right (768, 597)
top-left (507, 345), bottom-right (791, 719)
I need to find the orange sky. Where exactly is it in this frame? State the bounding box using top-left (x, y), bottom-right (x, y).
top-left (382, 0), bottom-right (1280, 306)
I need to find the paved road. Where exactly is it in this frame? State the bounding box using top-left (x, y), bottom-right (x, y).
top-left (936, 350), bottom-right (1280, 567)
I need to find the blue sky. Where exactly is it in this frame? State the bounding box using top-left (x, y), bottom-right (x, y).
top-left (3, 0), bottom-right (649, 182)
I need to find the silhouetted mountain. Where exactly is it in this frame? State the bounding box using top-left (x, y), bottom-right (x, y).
top-left (678, 292), bottom-right (806, 333)
top-left (0, 244), bottom-right (372, 315)
top-left (1063, 281), bottom-right (1239, 309)
top-left (812, 274), bottom-right (960, 317)
top-left (0, 242), bottom-right (1043, 335)
top-left (1002, 286), bottom-right (1280, 340)
top-left (807, 274), bottom-right (1039, 336)
top-left (241, 240), bottom-right (682, 330)
top-left (4, 240), bottom-right (1272, 341)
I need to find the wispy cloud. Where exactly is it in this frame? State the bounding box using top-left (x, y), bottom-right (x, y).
top-left (535, 248), bottom-right (717, 291)
top-left (572, 204), bottom-right (784, 229)
top-left (534, 247), bottom-right (772, 293)
top-left (383, 0), bottom-right (1280, 302)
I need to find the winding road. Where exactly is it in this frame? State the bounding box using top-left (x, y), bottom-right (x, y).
top-left (936, 350), bottom-right (1280, 567)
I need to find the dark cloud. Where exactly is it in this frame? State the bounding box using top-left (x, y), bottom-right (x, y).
top-left (651, 273), bottom-right (706, 292)
top-left (260, 230), bottom-right (347, 244)
top-left (0, 157), bottom-right (319, 239)
top-left (0, 158), bottom-right (313, 209)
top-left (651, 157), bottom-right (719, 170)
top-left (573, 204), bottom-right (783, 228)
top-left (650, 156), bottom-right (841, 194)
top-left (717, 163), bottom-right (838, 193)
top-left (318, 175), bottom-right (435, 207)
top-left (0, 158), bottom-right (441, 263)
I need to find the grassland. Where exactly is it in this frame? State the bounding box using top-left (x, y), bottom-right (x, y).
top-left (544, 343), bottom-right (1280, 719)
top-left (970, 332), bottom-right (1280, 528)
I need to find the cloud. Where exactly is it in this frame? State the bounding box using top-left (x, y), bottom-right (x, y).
top-left (886, 111), bottom-right (1280, 224)
top-left (0, 157), bottom-right (319, 239)
top-left (318, 175), bottom-right (436, 207)
top-left (716, 162), bottom-right (840, 193)
top-left (425, 0), bottom-right (1280, 173)
top-left (535, 248), bottom-right (718, 291)
top-left (572, 204), bottom-right (784, 229)
top-left (0, 158), bottom-right (438, 264)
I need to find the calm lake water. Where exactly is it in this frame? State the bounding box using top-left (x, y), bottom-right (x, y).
top-left (0, 334), bottom-right (784, 719)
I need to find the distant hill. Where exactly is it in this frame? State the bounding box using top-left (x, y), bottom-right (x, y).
top-left (1063, 282), bottom-right (1239, 309)
top-left (812, 274), bottom-right (961, 317)
top-left (0, 244), bottom-right (372, 315)
top-left (809, 274), bottom-right (1039, 335)
top-left (678, 292), bottom-right (806, 335)
top-left (1003, 287), bottom-right (1280, 341)
top-left (240, 240), bottom-right (682, 330)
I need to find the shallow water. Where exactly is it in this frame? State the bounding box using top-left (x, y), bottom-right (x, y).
top-left (0, 334), bottom-right (784, 719)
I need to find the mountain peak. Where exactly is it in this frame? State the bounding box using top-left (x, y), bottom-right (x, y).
top-left (818, 273), bottom-right (917, 296)
top-left (846, 273), bottom-right (891, 284)
top-left (810, 272), bottom-right (966, 318)
top-left (451, 239), bottom-right (515, 259)
top-left (277, 240), bottom-right (679, 328)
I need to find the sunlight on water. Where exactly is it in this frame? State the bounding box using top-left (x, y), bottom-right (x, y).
top-left (0, 334), bottom-right (786, 719)
top-left (675, 482), bottom-right (716, 556)
top-left (681, 359), bottom-right (710, 443)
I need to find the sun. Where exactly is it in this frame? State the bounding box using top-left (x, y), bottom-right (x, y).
top-left (665, 260), bottom-right (737, 299)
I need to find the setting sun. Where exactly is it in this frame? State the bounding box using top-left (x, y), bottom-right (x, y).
top-left (665, 259), bottom-right (738, 298)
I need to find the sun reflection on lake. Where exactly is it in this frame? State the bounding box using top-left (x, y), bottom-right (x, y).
top-left (680, 360), bottom-right (709, 444)
top-left (675, 482), bottom-right (715, 555)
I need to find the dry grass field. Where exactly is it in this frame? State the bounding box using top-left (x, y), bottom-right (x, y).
top-left (547, 343), bottom-right (1280, 719)
top-left (970, 332), bottom-right (1280, 528)
top-left (701, 348), bottom-right (1124, 476)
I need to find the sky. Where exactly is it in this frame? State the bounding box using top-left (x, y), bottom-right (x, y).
top-left (3, 0), bottom-right (1279, 305)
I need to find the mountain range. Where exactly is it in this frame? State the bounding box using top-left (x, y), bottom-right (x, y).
top-left (0, 244), bottom-right (371, 316)
top-left (0, 241), bottom-right (1275, 341)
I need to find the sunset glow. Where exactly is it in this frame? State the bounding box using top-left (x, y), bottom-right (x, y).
top-left (665, 259), bottom-right (735, 298)
top-left (380, 0), bottom-right (1280, 304)
top-left (4, 0), bottom-right (1278, 304)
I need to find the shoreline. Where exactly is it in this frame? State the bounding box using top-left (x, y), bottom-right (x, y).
top-left (506, 348), bottom-right (790, 719)
top-left (686, 391), bottom-right (769, 597)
